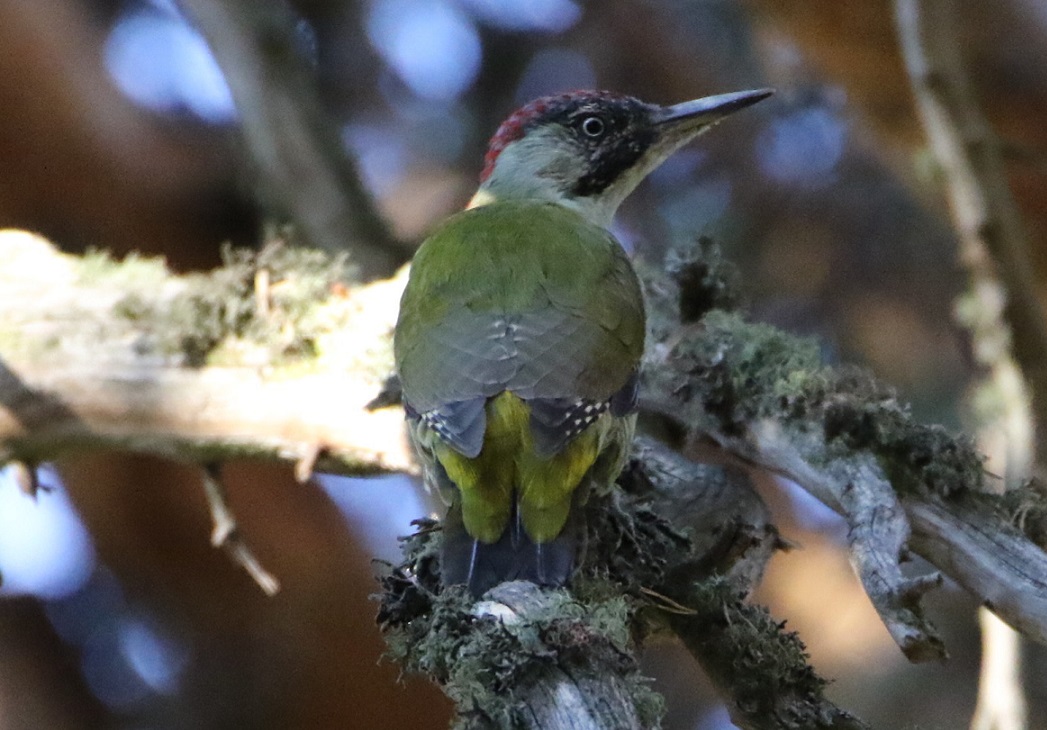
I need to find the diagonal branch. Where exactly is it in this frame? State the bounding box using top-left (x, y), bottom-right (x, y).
top-left (177, 0), bottom-right (413, 279)
top-left (699, 414), bottom-right (1047, 649)
top-left (642, 240), bottom-right (1047, 657)
top-left (716, 422), bottom-right (946, 662)
top-left (201, 463), bottom-right (280, 595)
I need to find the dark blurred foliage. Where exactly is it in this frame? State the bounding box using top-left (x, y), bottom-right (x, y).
top-left (2, 0), bottom-right (1047, 728)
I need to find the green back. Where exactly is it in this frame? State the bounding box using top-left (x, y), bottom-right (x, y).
top-left (394, 200), bottom-right (645, 413)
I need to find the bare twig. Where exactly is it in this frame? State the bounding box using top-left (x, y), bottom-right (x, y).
top-left (8, 461), bottom-right (39, 499)
top-left (177, 0), bottom-right (412, 279)
top-left (726, 423), bottom-right (1047, 647)
top-left (835, 454), bottom-right (946, 661)
top-left (201, 463), bottom-right (237, 546)
top-left (201, 464), bottom-right (280, 595)
top-left (724, 423), bottom-right (947, 661)
top-left (294, 442), bottom-right (323, 484)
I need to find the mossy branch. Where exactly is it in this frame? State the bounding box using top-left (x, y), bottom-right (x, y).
top-left (5, 227), bottom-right (1047, 726)
top-left (379, 440), bottom-right (862, 730)
top-left (380, 237), bottom-right (1047, 728)
top-left (0, 228), bottom-right (413, 475)
top-left (642, 239), bottom-right (1047, 653)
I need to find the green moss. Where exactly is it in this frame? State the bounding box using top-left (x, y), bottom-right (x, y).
top-left (109, 243), bottom-right (356, 367)
top-left (816, 369), bottom-right (985, 496)
top-left (377, 518), bottom-right (661, 729)
top-left (663, 314), bottom-right (985, 496)
top-left (652, 309), bottom-right (822, 433)
top-left (78, 248), bottom-right (170, 289)
top-left (669, 578), bottom-right (857, 729)
top-left (643, 236), bottom-right (986, 499)
top-left (381, 581), bottom-right (652, 728)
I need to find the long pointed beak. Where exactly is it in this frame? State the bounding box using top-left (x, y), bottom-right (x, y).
top-left (652, 88), bottom-right (774, 133)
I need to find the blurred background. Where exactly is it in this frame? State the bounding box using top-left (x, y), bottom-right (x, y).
top-left (1, 0), bottom-right (1047, 727)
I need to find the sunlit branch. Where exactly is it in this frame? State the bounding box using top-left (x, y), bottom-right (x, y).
top-left (0, 229), bottom-right (414, 476)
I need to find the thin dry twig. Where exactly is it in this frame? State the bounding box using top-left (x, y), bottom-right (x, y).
top-left (835, 455), bottom-right (946, 661)
top-left (294, 442), bottom-right (324, 484)
top-left (731, 423), bottom-right (947, 661)
top-left (638, 586), bottom-right (698, 615)
top-left (8, 461), bottom-right (39, 499)
top-left (201, 464), bottom-right (280, 596)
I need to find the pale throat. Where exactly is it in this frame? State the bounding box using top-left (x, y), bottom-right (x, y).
top-left (466, 130), bottom-right (626, 230)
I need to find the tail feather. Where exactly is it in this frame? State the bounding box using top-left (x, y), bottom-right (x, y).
top-left (441, 500), bottom-right (581, 597)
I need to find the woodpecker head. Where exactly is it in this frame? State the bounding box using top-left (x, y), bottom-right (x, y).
top-left (469, 88), bottom-right (773, 228)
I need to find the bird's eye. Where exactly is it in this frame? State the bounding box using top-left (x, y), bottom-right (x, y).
top-left (580, 116), bottom-right (605, 138)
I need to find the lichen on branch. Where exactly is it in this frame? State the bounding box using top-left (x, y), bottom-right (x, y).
top-left (378, 441), bottom-right (855, 729)
top-left (642, 236), bottom-right (1047, 653)
top-left (0, 228), bottom-right (413, 474)
top-left (4, 227), bottom-right (1047, 728)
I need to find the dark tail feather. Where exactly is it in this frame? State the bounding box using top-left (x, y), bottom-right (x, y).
top-left (441, 501), bottom-right (582, 598)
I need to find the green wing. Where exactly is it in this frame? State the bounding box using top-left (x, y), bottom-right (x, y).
top-left (394, 200), bottom-right (645, 573)
top-left (394, 200), bottom-right (645, 417)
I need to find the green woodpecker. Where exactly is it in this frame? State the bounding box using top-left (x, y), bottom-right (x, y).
top-left (395, 87), bottom-right (771, 596)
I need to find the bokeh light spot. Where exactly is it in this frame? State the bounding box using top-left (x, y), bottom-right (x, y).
top-left (367, 0), bottom-right (481, 100)
top-left (118, 613), bottom-right (191, 695)
top-left (45, 568), bottom-right (127, 645)
top-left (697, 704), bottom-right (735, 730)
top-left (0, 466), bottom-right (95, 600)
top-left (755, 105), bottom-right (847, 187)
top-left (105, 1), bottom-right (236, 123)
top-left (460, 0), bottom-right (582, 32)
top-left (81, 623), bottom-right (153, 710)
top-left (343, 124), bottom-right (409, 196)
top-left (317, 474), bottom-right (428, 561)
